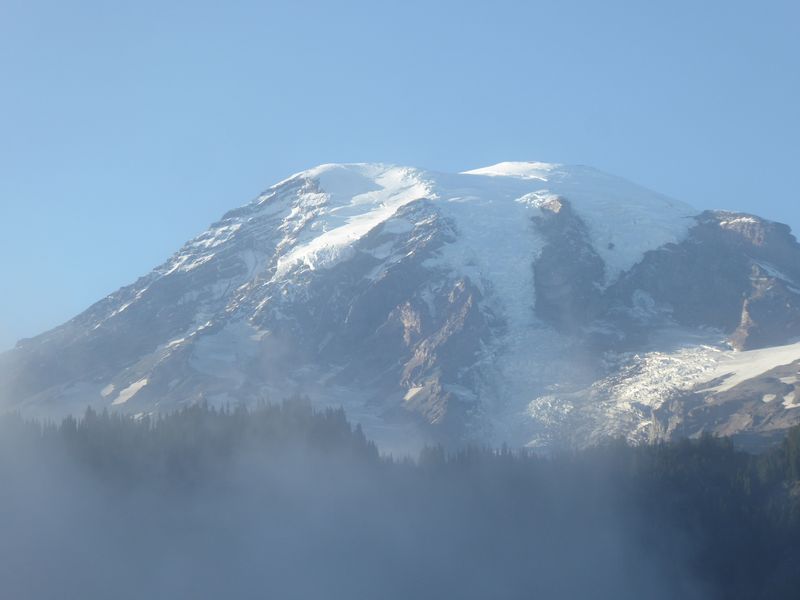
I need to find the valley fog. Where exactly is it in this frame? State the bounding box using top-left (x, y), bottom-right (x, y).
top-left (2, 402), bottom-right (799, 599)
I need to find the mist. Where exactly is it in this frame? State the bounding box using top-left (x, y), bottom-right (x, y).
top-left (4, 401), bottom-right (798, 599)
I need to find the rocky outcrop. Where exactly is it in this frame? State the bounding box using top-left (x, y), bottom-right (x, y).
top-left (533, 198), bottom-right (605, 333)
top-left (730, 271), bottom-right (800, 350)
top-left (653, 358), bottom-right (800, 451)
top-left (604, 211), bottom-right (800, 350)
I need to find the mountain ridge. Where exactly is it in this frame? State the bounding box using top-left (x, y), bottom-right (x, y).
top-left (3, 162), bottom-right (799, 452)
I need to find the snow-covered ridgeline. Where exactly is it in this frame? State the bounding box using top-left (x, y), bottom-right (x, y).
top-left (159, 160), bottom-right (695, 285)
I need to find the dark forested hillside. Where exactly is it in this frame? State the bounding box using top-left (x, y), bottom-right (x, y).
top-left (1, 400), bottom-right (799, 599)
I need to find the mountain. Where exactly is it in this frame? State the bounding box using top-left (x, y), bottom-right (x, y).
top-left (3, 162), bottom-right (800, 452)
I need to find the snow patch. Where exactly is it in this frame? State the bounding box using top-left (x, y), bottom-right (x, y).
top-left (463, 161), bottom-right (559, 181)
top-left (404, 387), bottom-right (423, 402)
top-left (112, 378), bottom-right (148, 406)
top-left (701, 340), bottom-right (800, 393)
top-left (273, 166), bottom-right (431, 278)
top-left (719, 216), bottom-right (759, 229)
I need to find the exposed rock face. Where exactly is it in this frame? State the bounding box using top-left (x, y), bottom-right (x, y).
top-left (2, 161), bottom-right (800, 451)
top-left (533, 198), bottom-right (605, 333)
top-left (528, 206), bottom-right (800, 354)
top-left (605, 211), bottom-right (800, 350)
top-left (731, 275), bottom-right (800, 351)
top-left (653, 358), bottom-right (800, 451)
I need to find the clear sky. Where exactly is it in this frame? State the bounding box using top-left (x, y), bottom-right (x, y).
top-left (1, 0), bottom-right (798, 350)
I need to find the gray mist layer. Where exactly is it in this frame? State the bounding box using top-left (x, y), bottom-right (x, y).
top-left (0, 410), bottom-right (709, 600)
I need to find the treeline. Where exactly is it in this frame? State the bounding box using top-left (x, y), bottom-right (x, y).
top-left (1, 398), bottom-right (380, 486)
top-left (1, 400), bottom-right (800, 599)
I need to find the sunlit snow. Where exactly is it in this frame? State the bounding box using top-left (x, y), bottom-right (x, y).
top-left (111, 378), bottom-right (148, 406)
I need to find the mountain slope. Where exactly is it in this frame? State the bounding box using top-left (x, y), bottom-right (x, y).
top-left (2, 162), bottom-right (800, 451)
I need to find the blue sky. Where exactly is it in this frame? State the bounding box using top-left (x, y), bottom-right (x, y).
top-left (1, 0), bottom-right (798, 350)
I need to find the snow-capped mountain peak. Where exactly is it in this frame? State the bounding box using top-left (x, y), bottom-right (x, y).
top-left (2, 162), bottom-right (800, 452)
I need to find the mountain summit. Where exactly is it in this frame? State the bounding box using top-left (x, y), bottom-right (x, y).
top-left (3, 162), bottom-right (800, 451)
